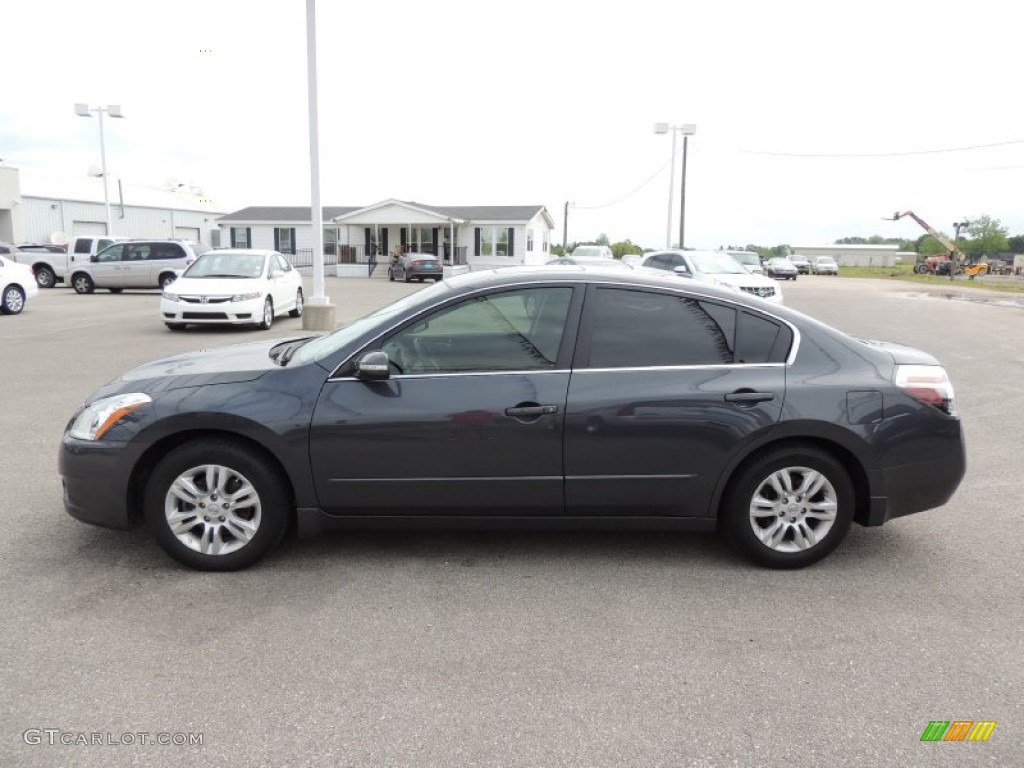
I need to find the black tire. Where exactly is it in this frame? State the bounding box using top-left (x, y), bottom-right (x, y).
top-left (35, 266), bottom-right (57, 289)
top-left (434, 277), bottom-right (443, 282)
top-left (257, 298), bottom-right (274, 330)
top-left (109, 288), bottom-right (123, 294)
top-left (71, 272), bottom-right (95, 294)
top-left (403, 271), bottom-right (412, 283)
top-left (0, 284), bottom-right (26, 315)
top-left (721, 444), bottom-right (854, 569)
top-left (143, 439), bottom-right (290, 571)
top-left (159, 273), bottom-right (177, 290)
top-left (288, 289), bottom-right (303, 318)
top-left (165, 322), bottom-right (187, 331)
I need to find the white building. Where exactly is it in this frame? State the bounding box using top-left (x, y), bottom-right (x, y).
top-left (791, 244), bottom-right (914, 268)
top-left (217, 200), bottom-right (556, 277)
top-left (0, 166), bottom-right (226, 246)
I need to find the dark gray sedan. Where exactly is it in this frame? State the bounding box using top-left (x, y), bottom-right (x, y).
top-left (388, 252), bottom-right (443, 282)
top-left (60, 267), bottom-right (965, 571)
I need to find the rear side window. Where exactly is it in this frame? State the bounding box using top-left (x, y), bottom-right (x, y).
top-left (736, 310), bottom-right (792, 363)
top-left (74, 239), bottom-right (92, 254)
top-left (147, 244), bottom-right (186, 260)
top-left (585, 288), bottom-right (734, 368)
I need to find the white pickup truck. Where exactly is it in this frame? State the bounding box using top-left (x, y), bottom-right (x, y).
top-left (13, 235), bottom-right (133, 288)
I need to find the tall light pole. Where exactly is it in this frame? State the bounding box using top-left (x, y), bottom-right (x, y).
top-left (654, 122), bottom-right (696, 249)
top-left (302, 0), bottom-right (335, 331)
top-left (75, 103), bottom-right (124, 235)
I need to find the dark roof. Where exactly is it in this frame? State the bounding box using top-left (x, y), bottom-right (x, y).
top-left (218, 203), bottom-right (547, 223)
top-left (217, 206), bottom-right (359, 222)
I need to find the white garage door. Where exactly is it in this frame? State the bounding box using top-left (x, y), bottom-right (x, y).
top-left (175, 226), bottom-right (200, 241)
top-left (74, 221), bottom-right (108, 235)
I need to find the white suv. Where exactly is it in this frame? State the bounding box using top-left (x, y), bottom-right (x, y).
top-left (641, 250), bottom-right (784, 303)
top-left (71, 240), bottom-right (210, 293)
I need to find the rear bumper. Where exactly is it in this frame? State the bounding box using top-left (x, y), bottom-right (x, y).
top-left (862, 429), bottom-right (967, 526)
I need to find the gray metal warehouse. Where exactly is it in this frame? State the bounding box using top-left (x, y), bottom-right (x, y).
top-left (0, 165), bottom-right (226, 246)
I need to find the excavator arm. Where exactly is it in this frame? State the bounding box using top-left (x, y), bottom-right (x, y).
top-left (889, 211), bottom-right (965, 260)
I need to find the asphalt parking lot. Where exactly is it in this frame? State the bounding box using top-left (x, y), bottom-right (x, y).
top-left (1, 274), bottom-right (1021, 767)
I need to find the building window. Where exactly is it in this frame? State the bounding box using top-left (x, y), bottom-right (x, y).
top-left (274, 227), bottom-right (296, 255)
top-left (475, 227), bottom-right (515, 257)
top-left (542, 233), bottom-right (549, 252)
top-left (230, 227), bottom-right (251, 248)
top-left (527, 230), bottom-right (535, 251)
top-left (210, 229), bottom-right (221, 248)
top-left (323, 227), bottom-right (337, 256)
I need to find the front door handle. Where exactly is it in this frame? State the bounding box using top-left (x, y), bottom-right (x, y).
top-left (724, 391), bottom-right (776, 404)
top-left (505, 404), bottom-right (559, 418)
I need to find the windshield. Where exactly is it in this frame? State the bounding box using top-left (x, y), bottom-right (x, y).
top-left (728, 252), bottom-right (760, 266)
top-left (289, 279), bottom-right (451, 365)
top-left (689, 253), bottom-right (748, 275)
top-left (571, 246), bottom-right (609, 259)
top-left (185, 252), bottom-right (267, 279)
top-left (817, 257), bottom-right (837, 264)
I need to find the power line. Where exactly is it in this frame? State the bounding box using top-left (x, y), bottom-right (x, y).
top-left (573, 153), bottom-right (678, 211)
top-left (738, 139), bottom-right (1024, 158)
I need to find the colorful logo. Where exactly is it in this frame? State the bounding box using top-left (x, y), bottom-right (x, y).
top-left (920, 721), bottom-right (996, 742)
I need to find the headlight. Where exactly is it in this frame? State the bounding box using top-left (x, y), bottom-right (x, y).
top-left (231, 292), bottom-right (261, 302)
top-left (68, 393), bottom-right (152, 441)
top-left (163, 292), bottom-right (178, 302)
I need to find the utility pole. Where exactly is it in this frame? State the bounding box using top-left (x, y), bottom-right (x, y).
top-left (562, 201), bottom-right (569, 252)
top-left (952, 220), bottom-right (970, 282)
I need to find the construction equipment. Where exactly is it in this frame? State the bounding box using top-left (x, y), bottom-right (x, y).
top-left (887, 211), bottom-right (988, 277)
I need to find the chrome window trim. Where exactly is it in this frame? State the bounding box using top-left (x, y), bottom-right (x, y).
top-left (327, 278), bottom-right (802, 378)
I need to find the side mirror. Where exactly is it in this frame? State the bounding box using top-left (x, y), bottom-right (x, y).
top-left (672, 265), bottom-right (692, 277)
top-left (354, 350), bottom-right (391, 381)
top-left (90, 254), bottom-right (99, 263)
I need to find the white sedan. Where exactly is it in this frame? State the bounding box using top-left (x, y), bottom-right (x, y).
top-left (0, 255), bottom-right (39, 315)
top-left (160, 249), bottom-right (304, 331)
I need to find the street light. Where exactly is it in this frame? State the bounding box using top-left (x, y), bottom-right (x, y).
top-left (75, 103), bottom-right (124, 235)
top-left (654, 122), bottom-right (696, 249)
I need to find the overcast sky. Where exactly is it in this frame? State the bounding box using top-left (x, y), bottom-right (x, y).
top-left (3, 0), bottom-right (1022, 249)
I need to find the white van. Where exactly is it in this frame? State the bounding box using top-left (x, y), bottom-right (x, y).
top-left (13, 235), bottom-right (133, 288)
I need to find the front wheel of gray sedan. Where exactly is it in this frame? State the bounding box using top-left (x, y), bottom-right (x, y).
top-left (144, 440), bottom-right (290, 571)
top-left (722, 444), bottom-right (854, 569)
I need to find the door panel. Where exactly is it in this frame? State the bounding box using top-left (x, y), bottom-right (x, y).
top-left (310, 373), bottom-right (569, 515)
top-left (564, 366), bottom-right (785, 516)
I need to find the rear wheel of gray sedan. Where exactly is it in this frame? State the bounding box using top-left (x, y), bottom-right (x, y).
top-left (722, 445), bottom-right (854, 569)
top-left (144, 440), bottom-right (290, 571)
top-left (288, 288), bottom-right (303, 318)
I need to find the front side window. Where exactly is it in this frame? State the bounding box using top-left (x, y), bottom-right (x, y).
top-left (146, 244), bottom-right (185, 261)
top-left (586, 288), bottom-right (736, 368)
top-left (96, 244), bottom-right (125, 262)
top-left (382, 287), bottom-right (573, 374)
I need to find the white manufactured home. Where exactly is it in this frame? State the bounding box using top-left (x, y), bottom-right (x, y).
top-left (217, 200), bottom-right (555, 277)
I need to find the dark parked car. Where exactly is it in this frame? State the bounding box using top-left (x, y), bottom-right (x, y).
top-left (388, 252), bottom-right (443, 282)
top-left (60, 267), bottom-right (965, 571)
top-left (764, 257), bottom-right (798, 280)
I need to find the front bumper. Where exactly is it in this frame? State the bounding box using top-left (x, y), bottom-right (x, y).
top-left (161, 296), bottom-right (261, 325)
top-left (59, 435), bottom-right (140, 530)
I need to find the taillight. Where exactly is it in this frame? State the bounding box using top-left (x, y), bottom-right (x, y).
top-left (894, 364), bottom-right (957, 417)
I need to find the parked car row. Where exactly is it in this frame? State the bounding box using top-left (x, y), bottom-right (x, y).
top-left (722, 252), bottom-right (841, 279)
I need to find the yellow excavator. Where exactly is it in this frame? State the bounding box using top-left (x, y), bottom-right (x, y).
top-left (887, 211), bottom-right (988, 278)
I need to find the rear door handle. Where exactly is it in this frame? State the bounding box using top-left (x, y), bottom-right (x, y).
top-left (724, 391), bottom-right (776, 404)
top-left (505, 404), bottom-right (559, 418)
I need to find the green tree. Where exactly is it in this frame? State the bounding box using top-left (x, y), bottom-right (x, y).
top-left (961, 215), bottom-right (1009, 257)
top-left (610, 239), bottom-right (643, 259)
top-left (549, 244), bottom-right (565, 257)
top-left (917, 234), bottom-right (951, 256)
top-left (595, 233), bottom-right (610, 246)
top-left (1007, 234), bottom-right (1024, 253)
